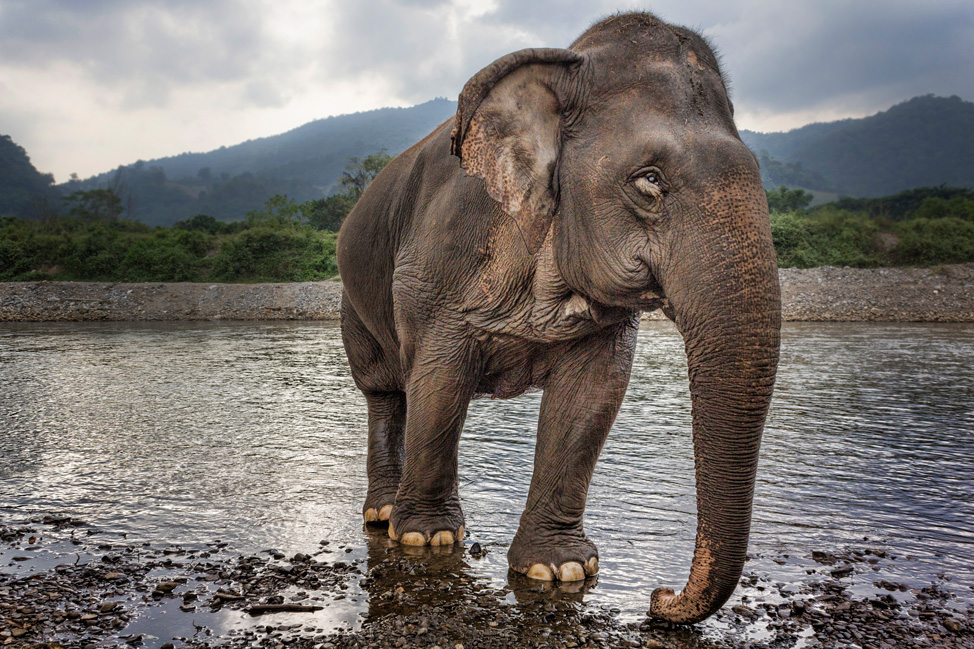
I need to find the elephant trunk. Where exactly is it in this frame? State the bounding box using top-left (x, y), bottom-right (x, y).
top-left (649, 185), bottom-right (782, 624)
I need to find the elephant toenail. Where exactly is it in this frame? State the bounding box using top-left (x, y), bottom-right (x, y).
top-left (557, 561), bottom-right (586, 582)
top-left (364, 508), bottom-right (379, 523)
top-left (430, 530), bottom-right (455, 546)
top-left (527, 563), bottom-right (555, 581)
top-left (400, 532), bottom-right (428, 546)
top-left (584, 556), bottom-right (599, 576)
top-left (388, 525), bottom-right (399, 541)
top-left (378, 504), bottom-right (393, 521)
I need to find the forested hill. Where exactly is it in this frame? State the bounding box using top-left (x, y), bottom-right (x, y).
top-left (740, 95), bottom-right (974, 197)
top-left (3, 94), bottom-right (973, 225)
top-left (0, 135), bottom-right (57, 219)
top-left (63, 98), bottom-right (459, 226)
top-left (128, 97), bottom-right (456, 186)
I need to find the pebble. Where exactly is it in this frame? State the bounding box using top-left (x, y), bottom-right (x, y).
top-left (5, 264), bottom-right (974, 324)
top-left (3, 519), bottom-right (972, 649)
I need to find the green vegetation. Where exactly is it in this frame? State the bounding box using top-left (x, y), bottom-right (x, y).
top-left (769, 186), bottom-right (974, 268)
top-left (3, 142), bottom-right (974, 280)
top-left (0, 153), bottom-right (393, 283)
top-left (0, 198), bottom-right (337, 283)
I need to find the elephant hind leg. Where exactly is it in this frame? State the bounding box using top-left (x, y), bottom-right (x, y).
top-left (363, 391), bottom-right (406, 524)
top-left (341, 294), bottom-right (406, 524)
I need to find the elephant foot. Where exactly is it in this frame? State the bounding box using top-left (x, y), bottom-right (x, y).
top-left (508, 527), bottom-right (599, 582)
top-left (388, 500), bottom-right (465, 547)
top-left (362, 487), bottom-right (398, 525)
top-left (363, 503), bottom-right (393, 524)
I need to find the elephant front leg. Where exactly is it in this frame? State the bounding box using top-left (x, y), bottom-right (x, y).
top-left (363, 391), bottom-right (406, 524)
top-left (509, 322), bottom-right (637, 581)
top-left (389, 341), bottom-right (478, 546)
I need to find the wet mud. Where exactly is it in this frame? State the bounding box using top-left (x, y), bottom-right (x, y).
top-left (2, 516), bottom-right (971, 649)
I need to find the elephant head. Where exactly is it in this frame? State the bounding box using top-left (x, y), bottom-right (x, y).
top-left (452, 13), bottom-right (781, 624)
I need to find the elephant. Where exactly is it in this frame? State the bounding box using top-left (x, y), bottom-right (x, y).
top-left (336, 11), bottom-right (781, 624)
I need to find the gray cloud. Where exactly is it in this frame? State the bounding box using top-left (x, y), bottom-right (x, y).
top-left (5, 0), bottom-right (969, 114)
top-left (0, 0), bottom-right (294, 108)
top-left (1, 0), bottom-right (971, 179)
top-left (702, 1), bottom-right (974, 118)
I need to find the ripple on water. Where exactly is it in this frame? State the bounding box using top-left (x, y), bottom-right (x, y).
top-left (1, 319), bottom-right (972, 616)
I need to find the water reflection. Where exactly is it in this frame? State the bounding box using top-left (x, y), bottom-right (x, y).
top-left (1, 320), bottom-right (972, 619)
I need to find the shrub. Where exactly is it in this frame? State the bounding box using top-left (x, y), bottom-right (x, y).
top-left (0, 238), bottom-right (31, 280)
top-left (893, 217), bottom-right (974, 265)
top-left (211, 226), bottom-right (337, 282)
top-left (770, 211), bottom-right (821, 268)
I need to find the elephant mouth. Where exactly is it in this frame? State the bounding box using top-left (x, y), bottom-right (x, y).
top-left (635, 272), bottom-right (672, 317)
top-left (638, 292), bottom-right (673, 318)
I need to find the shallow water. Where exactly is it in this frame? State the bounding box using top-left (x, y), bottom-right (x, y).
top-left (1, 320), bottom-right (972, 620)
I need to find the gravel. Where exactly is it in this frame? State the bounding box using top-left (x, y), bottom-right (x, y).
top-left (2, 263), bottom-right (974, 322)
top-left (2, 516), bottom-right (971, 648)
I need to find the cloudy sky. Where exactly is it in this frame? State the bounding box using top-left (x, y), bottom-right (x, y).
top-left (1, 0), bottom-right (972, 182)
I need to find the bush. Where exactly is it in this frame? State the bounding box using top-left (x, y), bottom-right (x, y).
top-left (0, 238), bottom-right (32, 280)
top-left (62, 228), bottom-right (125, 280)
top-left (211, 225), bottom-right (337, 282)
top-left (805, 208), bottom-right (883, 267)
top-left (772, 208), bottom-right (886, 268)
top-left (893, 217), bottom-right (974, 265)
top-left (913, 196), bottom-right (974, 222)
top-left (174, 214), bottom-right (241, 235)
top-left (770, 211), bottom-right (822, 268)
top-left (114, 229), bottom-right (213, 282)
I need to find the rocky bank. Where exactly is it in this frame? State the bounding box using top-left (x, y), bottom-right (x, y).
top-left (2, 264), bottom-right (974, 322)
top-left (2, 516), bottom-right (971, 649)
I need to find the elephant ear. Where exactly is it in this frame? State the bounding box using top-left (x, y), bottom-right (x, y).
top-left (451, 48), bottom-right (582, 254)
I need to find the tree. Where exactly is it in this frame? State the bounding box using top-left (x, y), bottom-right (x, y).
top-left (245, 194), bottom-right (307, 228)
top-left (61, 188), bottom-right (126, 222)
top-left (766, 185), bottom-right (813, 213)
top-left (306, 193), bottom-right (357, 232)
top-left (304, 151), bottom-right (394, 231)
top-left (339, 151), bottom-right (393, 199)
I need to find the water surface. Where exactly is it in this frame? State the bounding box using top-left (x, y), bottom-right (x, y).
top-left (2, 320), bottom-right (972, 618)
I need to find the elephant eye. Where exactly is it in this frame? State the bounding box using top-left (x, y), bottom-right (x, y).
top-left (632, 169), bottom-right (664, 196)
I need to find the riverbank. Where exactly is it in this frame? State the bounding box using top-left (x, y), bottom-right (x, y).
top-left (2, 264), bottom-right (974, 322)
top-left (2, 515), bottom-right (971, 649)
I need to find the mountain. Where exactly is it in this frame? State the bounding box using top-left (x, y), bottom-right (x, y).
top-left (4, 94), bottom-right (972, 226)
top-left (65, 98), bottom-right (458, 226)
top-left (740, 95), bottom-right (974, 197)
top-left (0, 134), bottom-right (58, 219)
top-left (128, 97), bottom-right (457, 188)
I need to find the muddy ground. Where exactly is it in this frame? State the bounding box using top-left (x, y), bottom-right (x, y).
top-left (2, 263), bottom-right (974, 322)
top-left (1, 515), bottom-right (971, 649)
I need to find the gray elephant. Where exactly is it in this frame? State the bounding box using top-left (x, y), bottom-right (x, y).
top-left (337, 11), bottom-right (781, 624)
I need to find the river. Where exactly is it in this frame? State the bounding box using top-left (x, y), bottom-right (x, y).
top-left (1, 320), bottom-right (972, 623)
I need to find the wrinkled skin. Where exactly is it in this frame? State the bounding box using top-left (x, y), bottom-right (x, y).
top-left (337, 12), bottom-right (781, 624)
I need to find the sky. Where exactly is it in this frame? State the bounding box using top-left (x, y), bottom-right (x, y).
top-left (1, 0), bottom-right (972, 182)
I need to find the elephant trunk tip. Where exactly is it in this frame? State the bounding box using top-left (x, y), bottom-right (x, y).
top-left (649, 588), bottom-right (698, 625)
top-left (648, 581), bottom-right (733, 625)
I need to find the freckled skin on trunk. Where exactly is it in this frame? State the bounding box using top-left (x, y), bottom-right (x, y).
top-left (649, 189), bottom-right (782, 623)
top-left (337, 11), bottom-right (781, 624)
